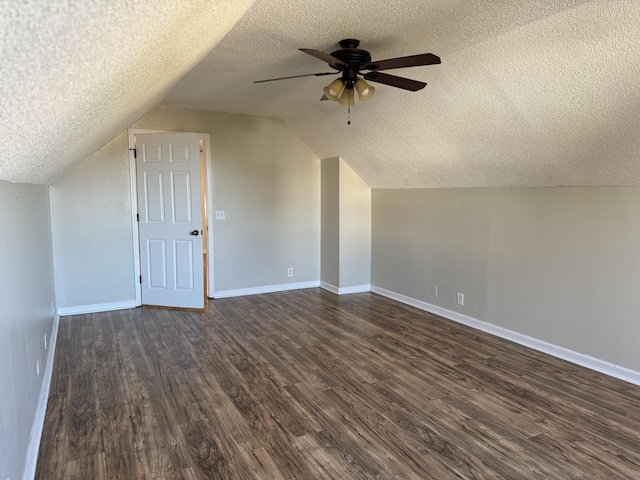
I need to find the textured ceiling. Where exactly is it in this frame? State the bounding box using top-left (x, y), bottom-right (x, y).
top-left (0, 0), bottom-right (254, 184)
top-left (2, 1), bottom-right (639, 188)
top-left (164, 0), bottom-right (640, 188)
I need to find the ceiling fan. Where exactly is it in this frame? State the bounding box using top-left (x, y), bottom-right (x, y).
top-left (254, 39), bottom-right (441, 107)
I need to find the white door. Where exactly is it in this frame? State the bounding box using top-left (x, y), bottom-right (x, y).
top-left (136, 132), bottom-right (204, 308)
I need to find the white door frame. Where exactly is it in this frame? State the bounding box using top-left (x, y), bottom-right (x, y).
top-left (128, 129), bottom-right (214, 307)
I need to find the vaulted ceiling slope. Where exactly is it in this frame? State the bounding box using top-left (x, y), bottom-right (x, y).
top-left (164, 0), bottom-right (640, 188)
top-left (0, 0), bottom-right (255, 185)
top-left (2, 1), bottom-right (639, 188)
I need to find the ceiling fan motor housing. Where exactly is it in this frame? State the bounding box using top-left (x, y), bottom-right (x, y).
top-left (331, 39), bottom-right (371, 87)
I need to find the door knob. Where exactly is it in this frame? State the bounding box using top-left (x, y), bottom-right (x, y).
top-left (189, 230), bottom-right (199, 236)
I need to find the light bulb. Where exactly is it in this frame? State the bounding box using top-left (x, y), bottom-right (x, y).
top-left (323, 78), bottom-right (344, 102)
top-left (338, 88), bottom-right (355, 107)
top-left (355, 78), bottom-right (375, 101)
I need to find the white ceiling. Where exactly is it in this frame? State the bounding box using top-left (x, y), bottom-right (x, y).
top-left (0, 0), bottom-right (254, 184)
top-left (2, 0), bottom-right (640, 188)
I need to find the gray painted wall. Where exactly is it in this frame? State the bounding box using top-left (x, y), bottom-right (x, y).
top-left (372, 187), bottom-right (640, 372)
top-left (321, 157), bottom-right (340, 287)
top-left (135, 107), bottom-right (321, 293)
top-left (339, 159), bottom-right (371, 288)
top-left (0, 180), bottom-right (56, 480)
top-left (50, 107), bottom-right (320, 307)
top-left (50, 132), bottom-right (136, 309)
top-left (321, 157), bottom-right (371, 290)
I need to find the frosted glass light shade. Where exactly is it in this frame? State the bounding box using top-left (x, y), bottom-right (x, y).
top-left (355, 78), bottom-right (375, 101)
top-left (323, 78), bottom-right (344, 102)
top-left (338, 88), bottom-right (355, 107)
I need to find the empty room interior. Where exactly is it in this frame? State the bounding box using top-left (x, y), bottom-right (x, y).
top-left (3, 1), bottom-right (640, 479)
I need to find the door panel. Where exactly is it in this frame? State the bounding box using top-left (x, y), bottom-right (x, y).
top-left (170, 143), bottom-right (190, 162)
top-left (174, 240), bottom-right (194, 290)
top-left (137, 132), bottom-right (204, 308)
top-left (148, 239), bottom-right (167, 289)
top-left (171, 172), bottom-right (192, 223)
top-left (144, 172), bottom-right (165, 223)
top-left (142, 143), bottom-right (163, 163)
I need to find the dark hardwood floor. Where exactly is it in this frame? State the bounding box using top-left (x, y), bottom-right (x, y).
top-left (36, 289), bottom-right (640, 479)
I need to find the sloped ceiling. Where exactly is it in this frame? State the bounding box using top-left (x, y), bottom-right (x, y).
top-left (0, 0), bottom-right (255, 185)
top-left (2, 0), bottom-right (639, 188)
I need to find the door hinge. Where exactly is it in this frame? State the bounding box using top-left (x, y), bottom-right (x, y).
top-left (136, 213), bottom-right (139, 222)
top-left (139, 275), bottom-right (142, 284)
top-left (129, 148), bottom-right (137, 159)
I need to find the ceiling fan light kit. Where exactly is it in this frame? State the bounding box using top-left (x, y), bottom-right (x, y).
top-left (323, 76), bottom-right (374, 106)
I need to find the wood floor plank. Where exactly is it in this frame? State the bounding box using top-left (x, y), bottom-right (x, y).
top-left (296, 433), bottom-right (361, 480)
top-left (37, 289), bottom-right (640, 479)
top-left (66, 370), bottom-right (100, 461)
top-left (34, 392), bottom-right (68, 480)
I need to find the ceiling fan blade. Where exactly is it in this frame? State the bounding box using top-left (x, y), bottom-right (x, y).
top-left (364, 72), bottom-right (427, 91)
top-left (363, 53), bottom-right (441, 72)
top-left (254, 72), bottom-right (336, 83)
top-left (299, 48), bottom-right (349, 68)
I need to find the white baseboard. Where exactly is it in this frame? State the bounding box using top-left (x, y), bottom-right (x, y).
top-left (370, 285), bottom-right (640, 387)
top-left (320, 282), bottom-right (339, 294)
top-left (23, 314), bottom-right (60, 480)
top-left (321, 282), bottom-right (371, 295)
top-left (57, 299), bottom-right (137, 316)
top-left (339, 284), bottom-right (371, 295)
top-left (212, 281), bottom-right (320, 299)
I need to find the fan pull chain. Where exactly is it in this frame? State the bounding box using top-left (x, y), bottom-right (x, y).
top-left (347, 105), bottom-right (351, 125)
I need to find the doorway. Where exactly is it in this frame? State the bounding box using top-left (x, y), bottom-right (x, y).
top-left (129, 129), bottom-right (212, 308)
